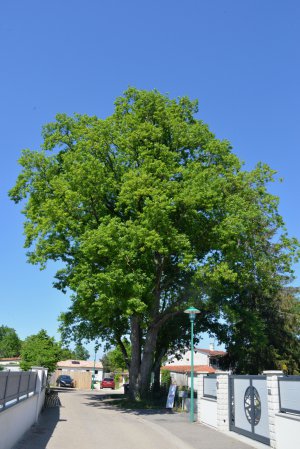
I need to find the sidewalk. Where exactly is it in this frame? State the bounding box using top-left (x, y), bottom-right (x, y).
top-left (131, 410), bottom-right (267, 449)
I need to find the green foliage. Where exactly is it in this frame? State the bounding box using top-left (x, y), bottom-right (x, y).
top-left (0, 326), bottom-right (22, 358)
top-left (161, 370), bottom-right (171, 387)
top-left (219, 287), bottom-right (300, 374)
top-left (72, 343), bottom-right (90, 360)
top-left (102, 339), bottom-right (131, 372)
top-left (20, 329), bottom-right (68, 373)
top-left (10, 88), bottom-right (299, 394)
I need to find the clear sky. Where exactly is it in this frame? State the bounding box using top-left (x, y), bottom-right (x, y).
top-left (1, 0), bottom-right (299, 357)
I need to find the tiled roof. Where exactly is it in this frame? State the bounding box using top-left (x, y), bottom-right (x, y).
top-left (195, 348), bottom-right (226, 356)
top-left (57, 360), bottom-right (103, 369)
top-left (161, 364), bottom-right (216, 374)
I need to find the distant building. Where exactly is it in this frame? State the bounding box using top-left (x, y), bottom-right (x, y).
top-left (56, 359), bottom-right (104, 382)
top-left (0, 357), bottom-right (21, 371)
top-left (161, 343), bottom-right (226, 387)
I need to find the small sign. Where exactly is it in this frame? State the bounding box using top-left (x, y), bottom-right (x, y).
top-left (178, 390), bottom-right (188, 398)
top-left (166, 384), bottom-right (177, 408)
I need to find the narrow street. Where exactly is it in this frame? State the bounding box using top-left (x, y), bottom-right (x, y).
top-left (13, 389), bottom-right (259, 449)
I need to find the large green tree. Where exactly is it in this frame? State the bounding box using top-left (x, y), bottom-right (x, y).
top-left (0, 325), bottom-right (22, 358)
top-left (10, 88), bottom-right (299, 397)
top-left (20, 329), bottom-right (71, 373)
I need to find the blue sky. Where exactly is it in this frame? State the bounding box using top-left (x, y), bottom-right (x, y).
top-left (1, 0), bottom-right (299, 357)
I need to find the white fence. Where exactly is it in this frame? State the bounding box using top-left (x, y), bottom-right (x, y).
top-left (0, 367), bottom-right (47, 449)
top-left (196, 371), bottom-right (300, 449)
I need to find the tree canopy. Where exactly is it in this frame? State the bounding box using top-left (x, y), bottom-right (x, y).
top-left (10, 88), bottom-right (299, 396)
top-left (72, 343), bottom-right (90, 361)
top-left (20, 329), bottom-right (71, 373)
top-left (102, 339), bottom-right (131, 373)
top-left (0, 325), bottom-right (22, 358)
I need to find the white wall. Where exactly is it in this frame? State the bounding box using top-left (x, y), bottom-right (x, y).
top-left (199, 397), bottom-right (217, 428)
top-left (275, 413), bottom-right (300, 449)
top-left (166, 350), bottom-right (209, 366)
top-left (60, 367), bottom-right (103, 381)
top-left (196, 371), bottom-right (300, 449)
top-left (0, 391), bottom-right (45, 449)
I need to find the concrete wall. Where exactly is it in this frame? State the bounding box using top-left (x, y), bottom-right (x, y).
top-left (170, 372), bottom-right (188, 387)
top-left (59, 367), bottom-right (103, 382)
top-left (275, 413), bottom-right (300, 449)
top-left (199, 397), bottom-right (217, 428)
top-left (0, 368), bottom-right (46, 449)
top-left (0, 391), bottom-right (45, 449)
top-left (167, 350), bottom-right (209, 366)
top-left (197, 371), bottom-right (300, 449)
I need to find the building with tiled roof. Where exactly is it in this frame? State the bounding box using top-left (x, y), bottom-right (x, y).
top-left (0, 357), bottom-right (21, 371)
top-left (56, 359), bottom-right (103, 381)
top-left (51, 359), bottom-right (104, 388)
top-left (57, 360), bottom-right (103, 370)
top-left (161, 343), bottom-right (226, 386)
top-left (161, 364), bottom-right (216, 374)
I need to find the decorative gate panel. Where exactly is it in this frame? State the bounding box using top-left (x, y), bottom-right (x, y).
top-left (230, 375), bottom-right (270, 445)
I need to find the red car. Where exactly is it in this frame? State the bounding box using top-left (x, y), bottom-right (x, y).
top-left (101, 377), bottom-right (115, 389)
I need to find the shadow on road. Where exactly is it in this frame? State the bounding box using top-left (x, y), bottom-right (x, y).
top-left (13, 396), bottom-right (63, 449)
top-left (82, 392), bottom-right (176, 416)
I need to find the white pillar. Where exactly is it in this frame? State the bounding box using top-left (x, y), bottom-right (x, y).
top-left (31, 366), bottom-right (47, 393)
top-left (216, 372), bottom-right (230, 431)
top-left (263, 370), bottom-right (283, 449)
top-left (31, 367), bottom-right (48, 422)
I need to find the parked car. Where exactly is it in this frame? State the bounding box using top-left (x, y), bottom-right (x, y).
top-left (56, 375), bottom-right (74, 388)
top-left (101, 377), bottom-right (115, 389)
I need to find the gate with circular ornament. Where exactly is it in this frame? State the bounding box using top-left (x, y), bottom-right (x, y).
top-left (229, 375), bottom-right (270, 445)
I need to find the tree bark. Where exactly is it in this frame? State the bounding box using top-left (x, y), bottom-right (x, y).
top-left (139, 325), bottom-right (159, 396)
top-left (152, 347), bottom-right (166, 393)
top-left (129, 315), bottom-right (141, 399)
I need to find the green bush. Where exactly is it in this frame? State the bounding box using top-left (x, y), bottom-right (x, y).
top-left (161, 370), bottom-right (171, 387)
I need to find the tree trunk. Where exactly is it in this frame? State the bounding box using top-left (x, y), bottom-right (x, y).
top-left (139, 326), bottom-right (159, 396)
top-left (129, 315), bottom-right (141, 399)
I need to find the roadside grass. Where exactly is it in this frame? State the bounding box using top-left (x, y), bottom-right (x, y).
top-left (103, 391), bottom-right (185, 412)
top-left (104, 396), bottom-right (167, 410)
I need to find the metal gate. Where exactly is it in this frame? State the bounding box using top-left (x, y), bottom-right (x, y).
top-left (230, 375), bottom-right (270, 445)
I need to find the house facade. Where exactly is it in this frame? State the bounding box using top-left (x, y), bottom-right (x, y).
top-left (162, 344), bottom-right (226, 387)
top-left (0, 357), bottom-right (21, 371)
top-left (56, 359), bottom-right (104, 382)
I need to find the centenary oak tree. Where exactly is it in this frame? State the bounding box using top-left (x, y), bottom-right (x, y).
top-left (10, 88), bottom-right (299, 397)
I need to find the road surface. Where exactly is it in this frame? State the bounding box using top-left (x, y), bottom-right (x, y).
top-left (13, 389), bottom-right (259, 449)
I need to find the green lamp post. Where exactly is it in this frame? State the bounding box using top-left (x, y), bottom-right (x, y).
top-left (184, 306), bottom-right (200, 422)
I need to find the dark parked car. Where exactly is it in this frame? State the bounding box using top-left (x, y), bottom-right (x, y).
top-left (101, 377), bottom-right (115, 389)
top-left (56, 375), bottom-right (74, 388)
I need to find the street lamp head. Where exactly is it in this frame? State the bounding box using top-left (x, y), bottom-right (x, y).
top-left (184, 306), bottom-right (200, 321)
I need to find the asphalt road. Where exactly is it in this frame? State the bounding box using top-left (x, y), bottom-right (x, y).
top-left (13, 389), bottom-right (259, 449)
